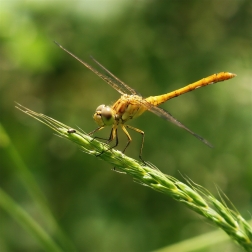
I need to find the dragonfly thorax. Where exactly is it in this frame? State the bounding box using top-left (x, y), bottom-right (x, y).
top-left (93, 104), bottom-right (116, 127)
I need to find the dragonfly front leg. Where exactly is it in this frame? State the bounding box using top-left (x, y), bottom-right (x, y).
top-left (88, 126), bottom-right (111, 155)
top-left (88, 126), bottom-right (105, 137)
top-left (94, 126), bottom-right (119, 157)
top-left (89, 126), bottom-right (111, 149)
top-left (89, 125), bottom-right (118, 144)
top-left (122, 125), bottom-right (146, 164)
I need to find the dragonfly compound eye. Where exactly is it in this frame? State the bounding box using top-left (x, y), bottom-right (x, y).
top-left (101, 106), bottom-right (115, 125)
top-left (95, 104), bottom-right (105, 113)
top-left (93, 105), bottom-right (115, 126)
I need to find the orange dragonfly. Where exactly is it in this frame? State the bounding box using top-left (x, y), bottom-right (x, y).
top-left (55, 42), bottom-right (236, 161)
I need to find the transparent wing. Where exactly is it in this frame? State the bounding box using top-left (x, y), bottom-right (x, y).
top-left (140, 99), bottom-right (213, 147)
top-left (90, 56), bottom-right (138, 95)
top-left (54, 41), bottom-right (138, 96)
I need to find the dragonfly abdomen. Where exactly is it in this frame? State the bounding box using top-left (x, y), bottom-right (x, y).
top-left (145, 72), bottom-right (236, 106)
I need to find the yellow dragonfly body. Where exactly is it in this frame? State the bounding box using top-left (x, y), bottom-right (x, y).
top-left (55, 42), bottom-right (236, 161)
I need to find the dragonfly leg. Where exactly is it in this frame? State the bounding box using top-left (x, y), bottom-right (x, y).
top-left (96, 126), bottom-right (119, 157)
top-left (89, 125), bottom-right (117, 144)
top-left (88, 126), bottom-right (105, 135)
top-left (91, 126), bottom-right (125, 175)
top-left (123, 125), bottom-right (146, 164)
top-left (105, 126), bottom-right (118, 149)
top-left (120, 125), bottom-right (132, 151)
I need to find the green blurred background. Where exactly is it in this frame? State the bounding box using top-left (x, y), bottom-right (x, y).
top-left (0, 0), bottom-right (251, 251)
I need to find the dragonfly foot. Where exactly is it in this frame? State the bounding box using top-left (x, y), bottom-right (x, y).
top-left (95, 144), bottom-right (111, 157)
top-left (95, 150), bottom-right (104, 157)
top-left (139, 156), bottom-right (148, 166)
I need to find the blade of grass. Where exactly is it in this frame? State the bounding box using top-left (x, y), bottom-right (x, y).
top-left (0, 123), bottom-right (76, 251)
top-left (15, 103), bottom-right (252, 251)
top-left (155, 226), bottom-right (234, 252)
top-left (0, 188), bottom-right (62, 252)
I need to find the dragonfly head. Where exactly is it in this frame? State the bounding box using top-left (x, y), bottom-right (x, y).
top-left (93, 104), bottom-right (116, 127)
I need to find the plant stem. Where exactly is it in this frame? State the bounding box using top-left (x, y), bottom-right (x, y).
top-left (15, 103), bottom-right (252, 251)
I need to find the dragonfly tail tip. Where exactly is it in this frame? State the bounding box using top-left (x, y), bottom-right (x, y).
top-left (229, 72), bottom-right (237, 78)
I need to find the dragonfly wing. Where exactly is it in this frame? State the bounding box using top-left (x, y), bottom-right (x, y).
top-left (54, 41), bottom-right (129, 95)
top-left (141, 100), bottom-right (213, 147)
top-left (90, 56), bottom-right (140, 95)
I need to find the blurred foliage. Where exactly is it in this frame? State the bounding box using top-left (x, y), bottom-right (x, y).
top-left (0, 0), bottom-right (251, 251)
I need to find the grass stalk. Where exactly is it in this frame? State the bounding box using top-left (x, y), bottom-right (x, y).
top-left (0, 123), bottom-right (76, 251)
top-left (0, 188), bottom-right (62, 252)
top-left (15, 103), bottom-right (252, 251)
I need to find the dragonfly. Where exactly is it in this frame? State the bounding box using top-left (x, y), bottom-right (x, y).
top-left (54, 41), bottom-right (236, 161)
